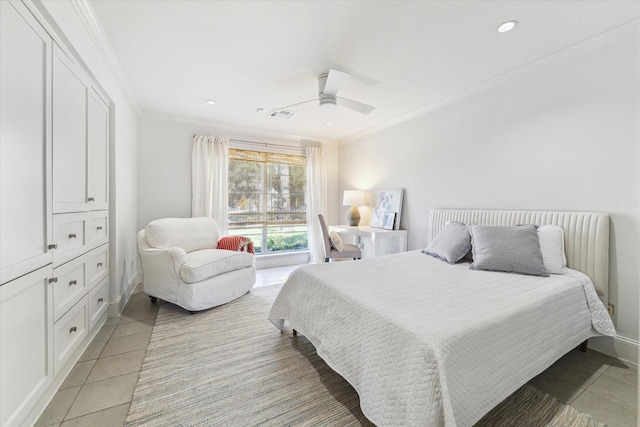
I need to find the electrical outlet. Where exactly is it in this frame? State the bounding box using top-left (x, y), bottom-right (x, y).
top-left (607, 304), bottom-right (614, 316)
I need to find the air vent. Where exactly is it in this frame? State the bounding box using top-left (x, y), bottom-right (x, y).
top-left (269, 110), bottom-right (298, 120)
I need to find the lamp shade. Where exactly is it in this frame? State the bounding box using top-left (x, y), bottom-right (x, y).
top-left (343, 190), bottom-right (364, 206)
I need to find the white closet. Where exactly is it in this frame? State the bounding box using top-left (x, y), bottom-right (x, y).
top-left (52, 45), bottom-right (109, 213)
top-left (0, 0), bottom-right (52, 286)
top-left (0, 2), bottom-right (110, 425)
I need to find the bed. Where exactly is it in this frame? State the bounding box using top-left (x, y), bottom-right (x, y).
top-left (268, 209), bottom-right (616, 427)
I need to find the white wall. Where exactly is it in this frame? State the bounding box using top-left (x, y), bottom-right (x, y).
top-left (339, 32), bottom-right (639, 360)
top-left (37, 0), bottom-right (139, 310)
top-left (137, 114), bottom-right (340, 245)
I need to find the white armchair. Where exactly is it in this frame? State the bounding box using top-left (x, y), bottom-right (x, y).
top-left (137, 217), bottom-right (256, 312)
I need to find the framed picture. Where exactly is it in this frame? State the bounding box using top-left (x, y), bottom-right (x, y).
top-left (370, 188), bottom-right (404, 230)
top-left (383, 212), bottom-right (396, 230)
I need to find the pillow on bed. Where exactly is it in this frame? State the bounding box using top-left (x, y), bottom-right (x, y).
top-left (329, 232), bottom-right (344, 252)
top-left (469, 224), bottom-right (549, 277)
top-left (423, 222), bottom-right (471, 264)
top-left (537, 225), bottom-right (568, 274)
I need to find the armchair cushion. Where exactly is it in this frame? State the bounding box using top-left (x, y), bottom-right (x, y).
top-left (145, 217), bottom-right (220, 252)
top-left (179, 249), bottom-right (255, 284)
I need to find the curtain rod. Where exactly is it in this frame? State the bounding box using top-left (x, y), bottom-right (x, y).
top-left (194, 135), bottom-right (320, 150)
top-left (230, 138), bottom-right (304, 150)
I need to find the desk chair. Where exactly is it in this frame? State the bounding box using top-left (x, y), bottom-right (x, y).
top-left (318, 214), bottom-right (361, 262)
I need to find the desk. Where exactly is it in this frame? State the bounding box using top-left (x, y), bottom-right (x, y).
top-left (330, 225), bottom-right (408, 259)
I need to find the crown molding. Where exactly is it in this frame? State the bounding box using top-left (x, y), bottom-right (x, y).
top-left (140, 112), bottom-right (337, 147)
top-left (339, 18), bottom-right (640, 145)
top-left (71, 0), bottom-right (141, 114)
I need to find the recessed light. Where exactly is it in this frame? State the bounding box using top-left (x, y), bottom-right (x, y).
top-left (497, 20), bottom-right (517, 33)
top-left (324, 122), bottom-right (333, 126)
top-left (205, 100), bottom-right (216, 105)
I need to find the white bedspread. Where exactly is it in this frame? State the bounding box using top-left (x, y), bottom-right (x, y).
top-left (269, 251), bottom-right (615, 427)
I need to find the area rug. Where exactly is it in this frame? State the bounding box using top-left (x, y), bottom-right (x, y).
top-left (125, 285), bottom-right (605, 426)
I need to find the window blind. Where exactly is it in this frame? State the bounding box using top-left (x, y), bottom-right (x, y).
top-left (229, 149), bottom-right (306, 166)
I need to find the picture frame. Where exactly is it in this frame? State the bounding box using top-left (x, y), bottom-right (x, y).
top-left (370, 188), bottom-right (404, 230)
top-left (382, 212), bottom-right (396, 230)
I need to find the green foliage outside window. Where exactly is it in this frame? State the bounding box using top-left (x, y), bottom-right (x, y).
top-left (228, 149), bottom-right (308, 254)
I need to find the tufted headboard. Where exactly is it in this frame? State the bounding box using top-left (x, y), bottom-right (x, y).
top-left (428, 209), bottom-right (610, 305)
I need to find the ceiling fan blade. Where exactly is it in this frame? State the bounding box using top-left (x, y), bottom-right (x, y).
top-left (322, 69), bottom-right (349, 96)
top-left (337, 97), bottom-right (375, 115)
top-left (275, 98), bottom-right (319, 110)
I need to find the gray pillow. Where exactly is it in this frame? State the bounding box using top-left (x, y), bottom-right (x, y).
top-left (423, 222), bottom-right (471, 264)
top-left (469, 225), bottom-right (549, 277)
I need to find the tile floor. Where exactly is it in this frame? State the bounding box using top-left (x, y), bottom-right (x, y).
top-left (36, 264), bottom-right (637, 426)
top-left (35, 265), bottom-right (299, 427)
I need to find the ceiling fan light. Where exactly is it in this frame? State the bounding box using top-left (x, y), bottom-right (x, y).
top-left (319, 98), bottom-right (337, 110)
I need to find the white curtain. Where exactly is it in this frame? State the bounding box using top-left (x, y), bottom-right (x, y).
top-left (305, 146), bottom-right (326, 263)
top-left (192, 135), bottom-right (229, 235)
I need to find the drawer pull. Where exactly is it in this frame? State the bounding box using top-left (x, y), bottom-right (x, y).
top-left (68, 234), bottom-right (77, 239)
top-left (97, 262), bottom-right (103, 267)
top-left (69, 280), bottom-right (77, 286)
top-left (48, 277), bottom-right (58, 283)
top-left (97, 226), bottom-right (103, 231)
top-left (48, 244), bottom-right (58, 250)
top-left (69, 326), bottom-right (77, 333)
top-left (88, 197), bottom-right (95, 202)
top-left (98, 298), bottom-right (104, 303)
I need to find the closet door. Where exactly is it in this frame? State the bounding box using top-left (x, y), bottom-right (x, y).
top-left (87, 89), bottom-right (109, 210)
top-left (0, 265), bottom-right (54, 427)
top-left (52, 44), bottom-right (90, 214)
top-left (0, 0), bottom-right (53, 285)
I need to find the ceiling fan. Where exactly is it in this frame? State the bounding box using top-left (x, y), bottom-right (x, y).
top-left (276, 69), bottom-right (375, 115)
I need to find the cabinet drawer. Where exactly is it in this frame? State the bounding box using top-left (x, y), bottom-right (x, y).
top-left (87, 211), bottom-right (108, 250)
top-left (86, 244), bottom-right (108, 289)
top-left (88, 277), bottom-right (108, 330)
top-left (52, 213), bottom-right (86, 267)
top-left (54, 296), bottom-right (88, 375)
top-left (52, 257), bottom-right (87, 322)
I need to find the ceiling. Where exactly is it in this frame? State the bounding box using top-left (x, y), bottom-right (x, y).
top-left (89, 1), bottom-right (640, 142)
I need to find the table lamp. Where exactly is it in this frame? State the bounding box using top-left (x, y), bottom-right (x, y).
top-left (343, 190), bottom-right (364, 226)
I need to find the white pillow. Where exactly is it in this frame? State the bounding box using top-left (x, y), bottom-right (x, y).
top-left (329, 231), bottom-right (344, 252)
top-left (537, 225), bottom-right (568, 274)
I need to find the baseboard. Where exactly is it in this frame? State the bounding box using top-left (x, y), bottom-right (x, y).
top-left (589, 334), bottom-right (639, 367)
top-left (256, 251), bottom-right (310, 269)
top-left (107, 274), bottom-right (140, 317)
top-left (107, 294), bottom-right (123, 317)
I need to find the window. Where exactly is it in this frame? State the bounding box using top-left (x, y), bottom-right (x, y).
top-left (227, 148), bottom-right (307, 255)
